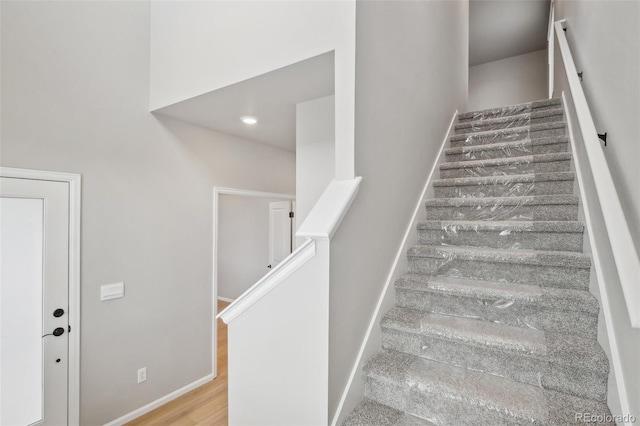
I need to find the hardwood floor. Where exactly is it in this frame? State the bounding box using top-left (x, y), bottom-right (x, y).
top-left (126, 301), bottom-right (229, 426)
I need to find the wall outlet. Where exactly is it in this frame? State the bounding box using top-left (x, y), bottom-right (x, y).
top-left (137, 367), bottom-right (147, 384)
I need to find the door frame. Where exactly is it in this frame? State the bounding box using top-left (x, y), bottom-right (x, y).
top-left (1, 167), bottom-right (81, 425)
top-left (212, 187), bottom-right (294, 377)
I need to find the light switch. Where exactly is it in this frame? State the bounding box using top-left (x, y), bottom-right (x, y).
top-left (101, 282), bottom-right (124, 301)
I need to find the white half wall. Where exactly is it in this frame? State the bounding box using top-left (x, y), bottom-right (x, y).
top-left (218, 196), bottom-right (283, 300)
top-left (226, 239), bottom-right (330, 426)
top-left (0, 2), bottom-right (295, 424)
top-left (469, 49), bottom-right (547, 111)
top-left (296, 95), bottom-right (335, 239)
top-left (150, 1), bottom-right (355, 179)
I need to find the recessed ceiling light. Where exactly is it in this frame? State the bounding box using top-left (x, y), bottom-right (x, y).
top-left (241, 116), bottom-right (258, 125)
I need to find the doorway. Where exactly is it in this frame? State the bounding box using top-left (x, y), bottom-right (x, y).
top-left (268, 200), bottom-right (296, 270)
top-left (0, 168), bottom-right (80, 425)
top-left (211, 187), bottom-right (295, 376)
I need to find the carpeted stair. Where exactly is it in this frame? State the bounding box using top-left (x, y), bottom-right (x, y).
top-left (344, 98), bottom-right (613, 425)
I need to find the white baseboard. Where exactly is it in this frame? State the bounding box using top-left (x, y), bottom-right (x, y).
top-left (330, 110), bottom-right (459, 426)
top-left (103, 374), bottom-right (215, 426)
top-left (217, 296), bottom-right (235, 303)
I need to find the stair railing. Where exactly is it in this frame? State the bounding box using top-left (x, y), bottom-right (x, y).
top-left (218, 177), bottom-right (362, 425)
top-left (547, 0), bottom-right (555, 98)
top-left (553, 19), bottom-right (640, 329)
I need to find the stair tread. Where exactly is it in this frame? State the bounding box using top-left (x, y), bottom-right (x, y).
top-left (458, 98), bottom-right (562, 121)
top-left (445, 136), bottom-right (568, 155)
top-left (343, 399), bottom-right (436, 426)
top-left (454, 108), bottom-right (564, 131)
top-left (417, 219), bottom-right (583, 233)
top-left (440, 152), bottom-right (571, 170)
top-left (433, 171), bottom-right (575, 187)
top-left (407, 244), bottom-right (591, 268)
top-left (425, 194), bottom-right (579, 206)
top-left (382, 307), bottom-right (608, 372)
top-left (384, 307), bottom-right (546, 356)
top-left (365, 349), bottom-right (612, 425)
top-left (451, 121), bottom-right (566, 142)
top-left (395, 274), bottom-right (598, 312)
top-left (365, 349), bottom-right (550, 422)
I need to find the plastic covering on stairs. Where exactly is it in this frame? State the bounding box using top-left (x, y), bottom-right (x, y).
top-left (343, 98), bottom-right (614, 426)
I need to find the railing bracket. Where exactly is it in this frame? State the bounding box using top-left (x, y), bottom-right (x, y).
top-left (598, 132), bottom-right (607, 146)
top-left (578, 71), bottom-right (584, 81)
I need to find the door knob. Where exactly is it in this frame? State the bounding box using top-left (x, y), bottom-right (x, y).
top-left (53, 308), bottom-right (64, 317)
top-left (267, 264), bottom-right (272, 269)
top-left (43, 327), bottom-right (65, 338)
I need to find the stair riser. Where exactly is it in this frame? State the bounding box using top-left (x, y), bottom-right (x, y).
top-left (451, 126), bottom-right (566, 148)
top-left (433, 179), bottom-right (574, 198)
top-left (381, 330), bottom-right (607, 403)
top-left (364, 377), bottom-right (540, 426)
top-left (425, 204), bottom-right (579, 222)
top-left (343, 401), bottom-right (434, 426)
top-left (418, 228), bottom-right (583, 252)
top-left (440, 160), bottom-right (570, 179)
top-left (407, 257), bottom-right (589, 290)
top-left (445, 142), bottom-right (568, 162)
top-left (395, 288), bottom-right (597, 339)
top-left (455, 114), bottom-right (564, 135)
top-left (458, 102), bottom-right (562, 123)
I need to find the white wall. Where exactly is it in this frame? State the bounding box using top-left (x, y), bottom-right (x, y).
top-left (0, 2), bottom-right (295, 424)
top-left (328, 1), bottom-right (469, 422)
top-left (150, 0), bottom-right (355, 179)
top-left (469, 49), bottom-right (547, 111)
top-left (554, 0), bottom-right (640, 254)
top-left (296, 95), bottom-right (335, 238)
top-left (218, 196), bottom-right (286, 300)
top-left (554, 0), bottom-right (640, 420)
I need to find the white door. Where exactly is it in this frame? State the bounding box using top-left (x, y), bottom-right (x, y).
top-left (268, 201), bottom-right (293, 269)
top-left (0, 177), bottom-right (69, 426)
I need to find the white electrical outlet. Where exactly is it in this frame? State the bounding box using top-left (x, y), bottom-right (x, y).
top-left (137, 367), bottom-right (147, 384)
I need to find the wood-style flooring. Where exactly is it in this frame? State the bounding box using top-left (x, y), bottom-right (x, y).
top-left (126, 300), bottom-right (229, 425)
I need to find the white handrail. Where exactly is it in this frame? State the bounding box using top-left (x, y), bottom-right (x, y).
top-left (218, 176), bottom-right (363, 324)
top-left (218, 177), bottom-right (362, 424)
top-left (554, 19), bottom-right (640, 328)
top-left (218, 238), bottom-right (317, 324)
top-left (547, 0), bottom-right (555, 98)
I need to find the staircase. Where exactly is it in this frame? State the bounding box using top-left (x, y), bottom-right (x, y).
top-left (344, 98), bottom-right (614, 425)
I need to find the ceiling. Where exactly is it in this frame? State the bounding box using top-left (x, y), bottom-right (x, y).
top-left (470, 0), bottom-right (551, 66)
top-left (154, 52), bottom-right (335, 152)
top-left (157, 4), bottom-right (550, 151)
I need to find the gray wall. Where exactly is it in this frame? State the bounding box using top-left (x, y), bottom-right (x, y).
top-left (295, 95), bottom-right (335, 239)
top-left (469, 49), bottom-right (547, 110)
top-left (554, 0), bottom-right (640, 253)
top-left (553, 0), bottom-right (640, 419)
top-left (328, 0), bottom-right (469, 420)
top-left (0, 2), bottom-right (295, 424)
top-left (218, 196), bottom-right (286, 300)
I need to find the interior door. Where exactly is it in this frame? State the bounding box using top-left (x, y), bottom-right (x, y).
top-left (268, 201), bottom-right (293, 268)
top-left (0, 177), bottom-right (69, 426)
